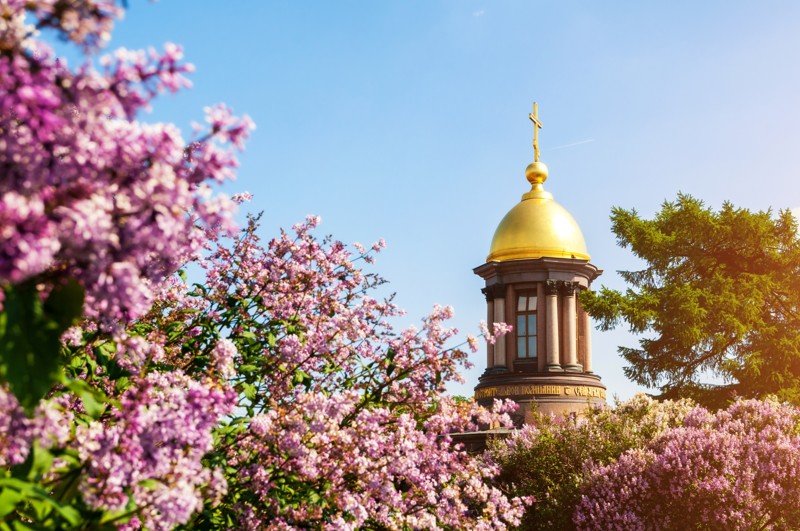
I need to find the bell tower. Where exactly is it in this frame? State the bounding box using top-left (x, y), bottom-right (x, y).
top-left (474, 104), bottom-right (606, 422)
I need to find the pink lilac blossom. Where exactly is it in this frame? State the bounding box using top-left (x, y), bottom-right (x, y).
top-left (112, 333), bottom-right (166, 371)
top-left (479, 320), bottom-right (513, 345)
top-left (27, 0), bottom-right (122, 51)
top-left (231, 191), bottom-right (253, 204)
top-left (3, 211), bottom-right (530, 529)
top-left (493, 393), bottom-right (695, 465)
top-left (0, 386), bottom-right (74, 467)
top-left (0, 0), bottom-right (253, 324)
top-left (193, 216), bottom-right (528, 528)
top-left (487, 393), bottom-right (695, 530)
top-left (74, 370), bottom-right (236, 530)
top-left (0, 386), bottom-right (31, 467)
top-left (574, 398), bottom-right (800, 530)
top-left (209, 338), bottom-right (237, 379)
top-left (466, 334), bottom-right (480, 352)
top-left (0, 3), bottom-right (249, 528)
top-left (237, 394), bottom-right (524, 530)
top-left (61, 325), bottom-right (84, 346)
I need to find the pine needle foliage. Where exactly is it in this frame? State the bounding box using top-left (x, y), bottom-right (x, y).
top-left (581, 194), bottom-right (800, 406)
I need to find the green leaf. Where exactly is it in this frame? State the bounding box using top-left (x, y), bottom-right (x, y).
top-left (137, 479), bottom-right (161, 489)
top-left (61, 377), bottom-right (107, 418)
top-left (292, 369), bottom-right (312, 389)
top-left (0, 488), bottom-right (23, 517)
top-left (43, 279), bottom-right (85, 330)
top-left (241, 383), bottom-right (257, 401)
top-left (8, 443), bottom-right (54, 494)
top-left (0, 478), bottom-right (82, 526)
top-left (0, 281), bottom-right (84, 412)
top-left (29, 444), bottom-right (54, 482)
top-left (49, 467), bottom-right (82, 505)
top-left (11, 519), bottom-right (37, 530)
top-left (9, 445), bottom-right (34, 483)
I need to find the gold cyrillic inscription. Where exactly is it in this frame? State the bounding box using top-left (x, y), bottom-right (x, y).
top-left (564, 386), bottom-right (606, 399)
top-left (474, 385), bottom-right (606, 400)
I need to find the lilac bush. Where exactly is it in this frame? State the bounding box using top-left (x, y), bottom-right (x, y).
top-left (73, 371), bottom-right (236, 530)
top-left (0, 1), bottom-right (251, 325)
top-left (0, 212), bottom-right (528, 529)
top-left (575, 399), bottom-right (800, 530)
top-left (0, 0), bottom-right (253, 414)
top-left (166, 214), bottom-right (528, 529)
top-left (489, 393), bottom-right (694, 531)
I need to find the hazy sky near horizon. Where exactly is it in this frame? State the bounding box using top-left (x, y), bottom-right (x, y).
top-left (64, 1), bottom-right (800, 400)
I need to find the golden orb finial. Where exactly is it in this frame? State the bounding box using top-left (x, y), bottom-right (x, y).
top-left (525, 161), bottom-right (549, 187)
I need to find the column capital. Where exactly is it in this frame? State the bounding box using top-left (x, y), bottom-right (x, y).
top-left (481, 284), bottom-right (505, 301)
top-left (560, 281), bottom-right (580, 296)
top-left (545, 279), bottom-right (560, 296)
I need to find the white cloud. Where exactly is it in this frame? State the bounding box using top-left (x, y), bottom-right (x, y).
top-left (472, 9), bottom-right (485, 17)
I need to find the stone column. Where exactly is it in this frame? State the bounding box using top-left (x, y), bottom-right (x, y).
top-left (483, 288), bottom-right (494, 368)
top-left (562, 282), bottom-right (582, 372)
top-left (583, 307), bottom-right (593, 373)
top-left (493, 297), bottom-right (506, 367)
top-left (545, 280), bottom-right (563, 372)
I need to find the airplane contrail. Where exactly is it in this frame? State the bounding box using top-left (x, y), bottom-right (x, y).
top-left (545, 139), bottom-right (595, 152)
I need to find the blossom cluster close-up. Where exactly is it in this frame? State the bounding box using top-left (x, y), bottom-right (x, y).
top-left (0, 0), bottom-right (252, 325)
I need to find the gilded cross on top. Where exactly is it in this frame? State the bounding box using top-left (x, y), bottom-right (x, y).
top-left (528, 102), bottom-right (543, 162)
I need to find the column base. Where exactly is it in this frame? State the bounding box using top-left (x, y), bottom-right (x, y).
top-left (545, 364), bottom-right (564, 372)
top-left (564, 364), bottom-right (583, 372)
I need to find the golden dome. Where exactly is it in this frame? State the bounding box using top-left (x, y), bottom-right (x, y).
top-left (487, 161), bottom-right (590, 262)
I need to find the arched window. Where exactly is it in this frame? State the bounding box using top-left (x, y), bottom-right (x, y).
top-left (516, 294), bottom-right (537, 360)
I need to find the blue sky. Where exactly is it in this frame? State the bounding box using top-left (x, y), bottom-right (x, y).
top-left (66, 1), bottom-right (800, 400)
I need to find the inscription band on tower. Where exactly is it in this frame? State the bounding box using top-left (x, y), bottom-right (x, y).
top-left (475, 384), bottom-right (606, 400)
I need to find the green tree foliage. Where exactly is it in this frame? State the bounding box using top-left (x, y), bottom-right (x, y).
top-left (580, 194), bottom-right (800, 405)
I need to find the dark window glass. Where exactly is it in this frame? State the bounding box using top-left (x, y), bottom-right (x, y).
top-left (516, 294), bottom-right (538, 360)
